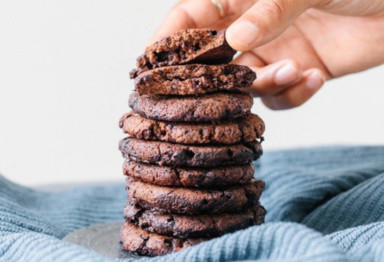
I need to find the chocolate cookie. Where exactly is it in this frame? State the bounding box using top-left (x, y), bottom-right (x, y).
top-left (119, 113), bottom-right (265, 145)
top-left (124, 202), bottom-right (266, 238)
top-left (121, 222), bottom-right (206, 256)
top-left (123, 160), bottom-right (255, 188)
top-left (134, 64), bottom-right (256, 96)
top-left (130, 29), bottom-right (236, 78)
top-left (119, 138), bottom-right (263, 167)
top-left (126, 178), bottom-right (265, 215)
top-left (129, 91), bottom-right (253, 123)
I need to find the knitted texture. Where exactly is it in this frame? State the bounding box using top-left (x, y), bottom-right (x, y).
top-left (1, 146), bottom-right (384, 262)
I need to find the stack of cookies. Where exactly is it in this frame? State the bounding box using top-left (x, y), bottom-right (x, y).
top-left (119, 29), bottom-right (266, 256)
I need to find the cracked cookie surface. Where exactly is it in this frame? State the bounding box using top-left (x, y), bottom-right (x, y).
top-left (134, 64), bottom-right (256, 96)
top-left (119, 137), bottom-right (263, 167)
top-left (119, 112), bottom-right (264, 145)
top-left (126, 178), bottom-right (265, 215)
top-left (128, 91), bottom-right (253, 123)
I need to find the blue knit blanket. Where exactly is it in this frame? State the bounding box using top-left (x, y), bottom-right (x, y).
top-left (1, 146), bottom-right (384, 262)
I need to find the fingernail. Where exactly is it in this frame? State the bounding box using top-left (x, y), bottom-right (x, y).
top-left (306, 71), bottom-right (325, 89)
top-left (275, 64), bottom-right (299, 85)
top-left (227, 20), bottom-right (258, 50)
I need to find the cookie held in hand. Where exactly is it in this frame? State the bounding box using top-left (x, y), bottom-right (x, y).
top-left (130, 29), bottom-right (236, 78)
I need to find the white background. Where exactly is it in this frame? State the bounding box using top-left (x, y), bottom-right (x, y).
top-left (0, 0), bottom-right (383, 187)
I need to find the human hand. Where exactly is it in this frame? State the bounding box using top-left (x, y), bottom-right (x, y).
top-left (150, 0), bottom-right (384, 109)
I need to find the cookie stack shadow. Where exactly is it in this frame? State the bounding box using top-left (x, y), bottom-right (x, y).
top-left (119, 29), bottom-right (266, 256)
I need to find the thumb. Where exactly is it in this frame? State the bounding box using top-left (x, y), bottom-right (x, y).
top-left (226, 0), bottom-right (314, 51)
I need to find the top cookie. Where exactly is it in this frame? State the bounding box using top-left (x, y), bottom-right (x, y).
top-left (134, 64), bottom-right (256, 96)
top-left (130, 29), bottom-right (236, 78)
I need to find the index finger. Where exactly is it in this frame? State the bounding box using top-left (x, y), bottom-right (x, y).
top-left (149, 0), bottom-right (255, 44)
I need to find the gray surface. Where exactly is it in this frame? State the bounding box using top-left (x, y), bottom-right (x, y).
top-left (63, 221), bottom-right (140, 259)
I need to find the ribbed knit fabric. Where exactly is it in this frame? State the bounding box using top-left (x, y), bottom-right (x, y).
top-left (1, 146), bottom-right (384, 262)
